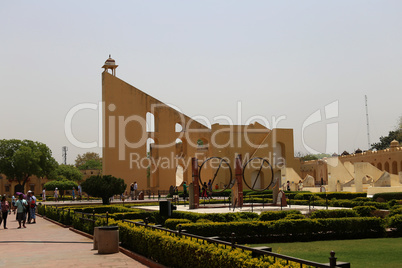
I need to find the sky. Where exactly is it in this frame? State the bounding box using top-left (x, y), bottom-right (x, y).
top-left (1, 1), bottom-right (401, 164)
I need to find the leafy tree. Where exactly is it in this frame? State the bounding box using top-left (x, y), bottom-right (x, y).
top-left (81, 175), bottom-right (126, 205)
top-left (298, 153), bottom-right (331, 161)
top-left (0, 139), bottom-right (58, 192)
top-left (75, 152), bottom-right (102, 170)
top-left (44, 179), bottom-right (78, 195)
top-left (370, 116), bottom-right (402, 150)
top-left (50, 164), bottom-right (83, 181)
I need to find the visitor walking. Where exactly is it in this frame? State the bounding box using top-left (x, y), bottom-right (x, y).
top-left (182, 181), bottom-right (187, 201)
top-left (1, 196), bottom-right (9, 229)
top-left (134, 181), bottom-right (138, 200)
top-left (26, 191), bottom-right (32, 223)
top-left (130, 183), bottom-right (135, 200)
top-left (207, 179), bottom-right (212, 198)
top-left (202, 182), bottom-right (207, 198)
top-left (29, 192), bottom-right (36, 224)
top-left (42, 188), bottom-right (46, 202)
top-left (16, 194), bottom-right (28, 229)
top-left (72, 187), bottom-right (75, 201)
top-left (54, 188), bottom-right (59, 202)
top-left (286, 181), bottom-right (290, 191)
top-left (298, 180), bottom-right (303, 191)
top-left (78, 184), bottom-right (82, 200)
top-left (11, 195), bottom-right (16, 214)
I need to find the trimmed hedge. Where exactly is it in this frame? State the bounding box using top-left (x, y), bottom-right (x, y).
top-left (116, 220), bottom-right (297, 268)
top-left (181, 217), bottom-right (386, 242)
top-left (373, 192), bottom-right (402, 202)
top-left (164, 218), bottom-right (192, 230)
top-left (388, 215), bottom-right (402, 235)
top-left (353, 206), bottom-right (377, 217)
top-left (78, 205), bottom-right (137, 214)
top-left (109, 211), bottom-right (160, 222)
top-left (170, 211), bottom-right (259, 223)
top-left (259, 210), bottom-right (301, 221)
top-left (389, 206), bottom-right (402, 217)
top-left (285, 192), bottom-right (366, 200)
top-left (310, 209), bottom-right (359, 219)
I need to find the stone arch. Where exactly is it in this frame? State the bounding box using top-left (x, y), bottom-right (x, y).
top-left (377, 162), bottom-right (382, 170)
top-left (197, 138), bottom-right (209, 149)
top-left (273, 170), bottom-right (282, 189)
top-left (273, 142), bottom-right (285, 167)
top-left (176, 138), bottom-right (184, 157)
top-left (251, 170), bottom-right (264, 190)
top-left (146, 138), bottom-right (156, 158)
top-left (384, 162), bottom-right (390, 173)
top-left (175, 123), bottom-right (183, 132)
top-left (146, 112), bottom-right (155, 132)
top-left (392, 161), bottom-right (398, 175)
top-left (176, 165), bottom-right (184, 186)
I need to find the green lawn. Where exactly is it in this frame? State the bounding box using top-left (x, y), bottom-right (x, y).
top-left (250, 238), bottom-right (402, 268)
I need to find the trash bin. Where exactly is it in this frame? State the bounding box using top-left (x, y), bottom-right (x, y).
top-left (97, 226), bottom-right (119, 254)
top-left (139, 191), bottom-right (144, 200)
top-left (159, 200), bottom-right (171, 217)
top-left (93, 226), bottom-right (100, 250)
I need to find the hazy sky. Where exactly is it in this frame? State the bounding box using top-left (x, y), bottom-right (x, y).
top-left (1, 1), bottom-right (401, 164)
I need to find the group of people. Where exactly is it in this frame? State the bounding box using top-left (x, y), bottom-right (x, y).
top-left (43, 184), bottom-right (82, 202)
top-left (0, 191), bottom-right (37, 229)
top-left (201, 179), bottom-right (213, 199)
top-left (285, 180), bottom-right (304, 191)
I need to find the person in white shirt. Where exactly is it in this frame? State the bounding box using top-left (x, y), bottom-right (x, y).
top-left (134, 182), bottom-right (138, 200)
top-left (42, 188), bottom-right (46, 202)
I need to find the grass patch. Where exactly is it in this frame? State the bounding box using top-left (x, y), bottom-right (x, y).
top-left (250, 237), bottom-right (402, 268)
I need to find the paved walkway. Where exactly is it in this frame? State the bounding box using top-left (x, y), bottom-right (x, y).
top-left (137, 203), bottom-right (351, 214)
top-left (0, 214), bottom-right (148, 267)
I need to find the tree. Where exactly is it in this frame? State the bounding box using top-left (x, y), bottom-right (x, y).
top-left (0, 139), bottom-right (58, 192)
top-left (296, 153), bottom-right (331, 161)
top-left (50, 164), bottom-right (83, 181)
top-left (81, 175), bottom-right (126, 205)
top-left (370, 121), bottom-right (402, 151)
top-left (75, 152), bottom-right (102, 170)
top-left (44, 179), bottom-right (78, 198)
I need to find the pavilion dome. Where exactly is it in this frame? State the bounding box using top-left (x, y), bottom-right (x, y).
top-left (390, 139), bottom-right (400, 148)
top-left (104, 55), bottom-right (116, 65)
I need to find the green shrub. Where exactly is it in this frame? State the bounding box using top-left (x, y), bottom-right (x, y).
top-left (79, 205), bottom-right (136, 214)
top-left (388, 199), bottom-right (399, 208)
top-left (353, 197), bottom-right (372, 202)
top-left (293, 193), bottom-right (304, 200)
top-left (181, 217), bottom-right (385, 242)
top-left (259, 210), bottom-right (301, 221)
top-left (116, 220), bottom-right (298, 268)
top-left (164, 218), bottom-right (192, 230)
top-left (171, 211), bottom-right (259, 223)
top-left (285, 214), bottom-right (305, 220)
top-left (373, 192), bottom-right (402, 202)
top-left (310, 209), bottom-right (359, 219)
top-left (388, 215), bottom-right (402, 235)
top-left (389, 206), bottom-right (402, 217)
top-left (109, 211), bottom-right (160, 222)
top-left (353, 206), bottom-right (377, 217)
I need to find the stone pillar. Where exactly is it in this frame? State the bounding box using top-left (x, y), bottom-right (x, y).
top-left (235, 154), bottom-right (243, 207)
top-left (190, 157), bottom-right (199, 209)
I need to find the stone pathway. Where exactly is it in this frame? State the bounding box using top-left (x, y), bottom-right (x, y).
top-left (0, 214), bottom-right (148, 268)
